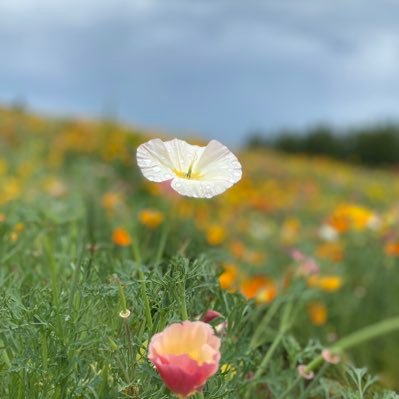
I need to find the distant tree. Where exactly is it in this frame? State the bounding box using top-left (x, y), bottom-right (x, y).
top-left (245, 123), bottom-right (399, 167)
top-left (303, 126), bottom-right (338, 157)
top-left (352, 126), bottom-right (399, 166)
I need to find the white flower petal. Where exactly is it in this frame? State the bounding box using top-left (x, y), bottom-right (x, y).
top-left (163, 138), bottom-right (204, 173)
top-left (137, 138), bottom-right (242, 198)
top-left (171, 177), bottom-right (233, 198)
top-left (136, 139), bottom-right (175, 182)
top-left (195, 140), bottom-right (242, 185)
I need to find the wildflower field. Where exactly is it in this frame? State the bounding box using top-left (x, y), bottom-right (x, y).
top-left (0, 106), bottom-right (399, 398)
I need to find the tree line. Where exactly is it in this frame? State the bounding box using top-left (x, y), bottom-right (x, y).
top-left (246, 123), bottom-right (399, 167)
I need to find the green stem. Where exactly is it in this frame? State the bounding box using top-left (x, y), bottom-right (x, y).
top-left (254, 301), bottom-right (293, 379)
top-left (116, 278), bottom-right (134, 378)
top-left (117, 279), bottom-right (128, 312)
top-left (179, 279), bottom-right (188, 321)
top-left (248, 299), bottom-right (281, 352)
top-left (0, 338), bottom-right (11, 368)
top-left (278, 377), bottom-right (301, 399)
top-left (68, 238), bottom-right (87, 312)
top-left (124, 318), bottom-right (134, 379)
top-left (299, 363), bottom-right (329, 399)
top-left (138, 268), bottom-right (153, 330)
top-left (305, 315), bottom-right (399, 374)
top-left (115, 352), bottom-right (130, 384)
top-left (255, 331), bottom-right (284, 379)
top-left (132, 242), bottom-right (153, 330)
top-left (40, 333), bottom-right (48, 372)
top-left (154, 221), bottom-right (169, 267)
top-left (45, 237), bottom-right (64, 343)
top-left (68, 260), bottom-right (81, 311)
top-left (246, 301), bottom-right (294, 399)
top-left (333, 316), bottom-right (399, 352)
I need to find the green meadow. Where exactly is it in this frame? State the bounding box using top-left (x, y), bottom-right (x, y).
top-left (0, 107), bottom-right (399, 398)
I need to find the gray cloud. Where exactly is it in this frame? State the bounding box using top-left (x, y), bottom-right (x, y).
top-left (0, 0), bottom-right (399, 145)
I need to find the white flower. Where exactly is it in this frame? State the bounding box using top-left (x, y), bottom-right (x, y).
top-left (318, 224), bottom-right (339, 242)
top-left (137, 138), bottom-right (242, 198)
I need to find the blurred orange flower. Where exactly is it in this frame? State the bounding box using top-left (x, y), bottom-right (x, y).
top-left (112, 228), bottom-right (132, 247)
top-left (240, 275), bottom-right (277, 303)
top-left (101, 192), bottom-right (122, 212)
top-left (246, 250), bottom-right (266, 265)
top-left (206, 225), bottom-right (226, 246)
top-left (308, 275), bottom-right (343, 293)
top-left (219, 264), bottom-right (239, 293)
top-left (281, 218), bottom-right (301, 245)
top-left (316, 242), bottom-right (345, 262)
top-left (385, 241), bottom-right (399, 257)
top-left (229, 240), bottom-right (246, 260)
top-left (308, 302), bottom-right (327, 326)
top-left (138, 209), bottom-right (164, 229)
top-left (327, 204), bottom-right (376, 233)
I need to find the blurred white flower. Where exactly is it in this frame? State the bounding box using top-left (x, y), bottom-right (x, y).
top-left (318, 224), bottom-right (339, 241)
top-left (367, 214), bottom-right (382, 231)
top-left (137, 138), bottom-right (242, 198)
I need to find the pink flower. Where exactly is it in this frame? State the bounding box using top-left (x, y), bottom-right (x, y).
top-left (290, 249), bottom-right (306, 262)
top-left (201, 309), bottom-right (228, 337)
top-left (291, 249), bottom-right (320, 276)
top-left (298, 259), bottom-right (319, 276)
top-left (202, 309), bottom-right (222, 324)
top-left (322, 349), bottom-right (341, 364)
top-left (148, 321), bottom-right (221, 398)
top-left (297, 365), bottom-right (314, 380)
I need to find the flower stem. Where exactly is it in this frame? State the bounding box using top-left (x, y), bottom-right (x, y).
top-left (0, 339), bottom-right (11, 369)
top-left (179, 278), bottom-right (188, 321)
top-left (116, 279), bottom-right (134, 377)
top-left (255, 331), bottom-right (284, 378)
top-left (44, 237), bottom-right (64, 343)
top-left (256, 301), bottom-right (293, 376)
top-left (117, 279), bottom-right (128, 313)
top-left (124, 318), bottom-right (134, 378)
top-left (246, 300), bottom-right (294, 399)
top-left (278, 377), bottom-right (301, 399)
top-left (299, 363), bottom-right (329, 399)
top-left (154, 221), bottom-right (169, 267)
top-left (305, 315), bottom-right (399, 374)
top-left (248, 299), bottom-right (281, 352)
top-left (132, 241), bottom-right (153, 330)
top-left (281, 316), bottom-right (399, 398)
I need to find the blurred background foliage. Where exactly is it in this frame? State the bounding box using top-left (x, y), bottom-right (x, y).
top-left (247, 124), bottom-right (399, 167)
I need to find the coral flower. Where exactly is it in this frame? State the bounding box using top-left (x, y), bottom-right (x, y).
top-left (137, 138), bottom-right (242, 198)
top-left (112, 228), bottom-right (132, 246)
top-left (148, 321), bottom-right (221, 398)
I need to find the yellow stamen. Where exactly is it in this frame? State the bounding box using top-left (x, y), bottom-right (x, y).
top-left (173, 169), bottom-right (203, 180)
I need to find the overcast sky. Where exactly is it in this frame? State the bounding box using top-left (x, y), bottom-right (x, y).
top-left (1, 0), bottom-right (399, 145)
